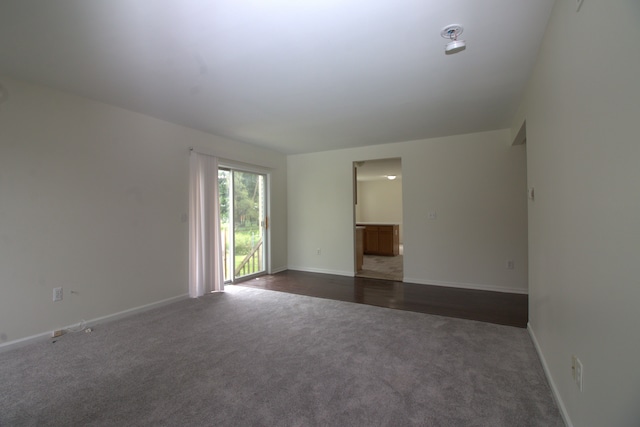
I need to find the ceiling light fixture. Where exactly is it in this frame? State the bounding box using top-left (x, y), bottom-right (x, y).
top-left (441, 25), bottom-right (466, 55)
top-left (386, 175), bottom-right (397, 180)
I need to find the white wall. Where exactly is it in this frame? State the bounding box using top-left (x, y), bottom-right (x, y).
top-left (288, 129), bottom-right (528, 293)
top-left (0, 76), bottom-right (287, 345)
top-left (512, 1), bottom-right (640, 426)
top-left (356, 178), bottom-right (403, 243)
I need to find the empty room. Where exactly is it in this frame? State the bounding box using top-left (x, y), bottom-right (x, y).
top-left (1, 1), bottom-right (638, 426)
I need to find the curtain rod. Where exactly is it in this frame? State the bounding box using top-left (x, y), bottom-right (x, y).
top-left (189, 146), bottom-right (215, 156)
top-left (188, 147), bottom-right (273, 173)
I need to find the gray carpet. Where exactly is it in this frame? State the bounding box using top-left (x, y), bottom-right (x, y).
top-left (0, 287), bottom-right (563, 426)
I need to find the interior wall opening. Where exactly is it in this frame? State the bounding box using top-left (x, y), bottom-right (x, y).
top-left (353, 158), bottom-right (403, 281)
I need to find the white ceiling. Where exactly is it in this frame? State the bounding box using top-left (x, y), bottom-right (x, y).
top-left (356, 158), bottom-right (401, 182)
top-left (0, 0), bottom-right (555, 155)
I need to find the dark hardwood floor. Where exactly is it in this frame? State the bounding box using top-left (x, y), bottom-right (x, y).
top-left (234, 270), bottom-right (528, 328)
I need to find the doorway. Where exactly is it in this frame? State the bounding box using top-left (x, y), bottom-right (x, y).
top-left (218, 168), bottom-right (267, 282)
top-left (354, 158), bottom-right (403, 281)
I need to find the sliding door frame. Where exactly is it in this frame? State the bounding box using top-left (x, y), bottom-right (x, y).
top-left (218, 160), bottom-right (271, 283)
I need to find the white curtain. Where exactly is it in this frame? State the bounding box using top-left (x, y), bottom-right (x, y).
top-left (189, 151), bottom-right (224, 297)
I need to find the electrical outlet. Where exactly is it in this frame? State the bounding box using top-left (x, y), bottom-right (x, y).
top-left (53, 287), bottom-right (63, 302)
top-left (506, 260), bottom-right (515, 270)
top-left (428, 211), bottom-right (437, 220)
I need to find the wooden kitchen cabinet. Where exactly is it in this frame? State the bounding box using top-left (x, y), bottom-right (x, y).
top-left (358, 224), bottom-right (399, 256)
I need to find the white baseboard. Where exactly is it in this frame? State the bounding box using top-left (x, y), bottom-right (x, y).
top-left (528, 324), bottom-right (572, 427)
top-left (82, 293), bottom-right (190, 328)
top-left (0, 331), bottom-right (53, 353)
top-left (403, 277), bottom-right (528, 294)
top-left (269, 265), bottom-right (288, 274)
top-left (287, 266), bottom-right (354, 277)
top-left (0, 293), bottom-right (189, 353)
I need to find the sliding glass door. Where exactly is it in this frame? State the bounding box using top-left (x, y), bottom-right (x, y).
top-left (218, 168), bottom-right (266, 282)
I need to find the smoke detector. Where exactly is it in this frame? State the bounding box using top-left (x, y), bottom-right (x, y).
top-left (441, 25), bottom-right (466, 54)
